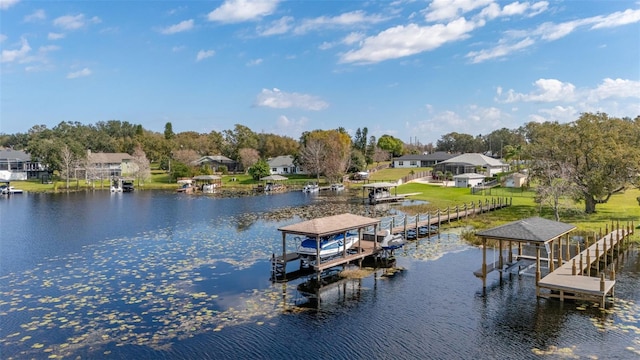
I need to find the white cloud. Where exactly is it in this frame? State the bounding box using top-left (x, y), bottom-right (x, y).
top-left (0, 34), bottom-right (6, 43)
top-left (478, 1), bottom-right (549, 20)
top-left (24, 9), bottom-right (46, 22)
top-left (53, 14), bottom-right (101, 30)
top-left (590, 8), bottom-right (640, 29)
top-left (423, 0), bottom-right (493, 22)
top-left (0, 0), bottom-right (19, 10)
top-left (293, 10), bottom-right (388, 35)
top-left (466, 37), bottom-right (534, 63)
top-left (160, 19), bottom-right (194, 34)
top-left (340, 18), bottom-right (478, 64)
top-left (67, 67), bottom-right (91, 79)
top-left (246, 58), bottom-right (263, 66)
top-left (342, 32), bottom-right (365, 45)
top-left (257, 16), bottom-right (293, 36)
top-left (255, 88), bottom-right (329, 110)
top-left (502, 78), bottom-right (576, 103)
top-left (196, 49), bottom-right (215, 61)
top-left (48, 32), bottom-right (65, 40)
top-left (589, 78), bottom-right (640, 100)
top-left (39, 45), bottom-right (60, 53)
top-left (172, 45), bottom-right (186, 52)
top-left (466, 7), bottom-right (640, 63)
top-left (207, 0), bottom-right (279, 23)
top-left (0, 37), bottom-right (31, 63)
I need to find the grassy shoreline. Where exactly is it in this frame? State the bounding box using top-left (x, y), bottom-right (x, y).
top-left (7, 167), bottom-right (639, 238)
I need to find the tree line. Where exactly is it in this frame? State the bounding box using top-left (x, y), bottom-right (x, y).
top-left (1, 113), bottom-right (639, 214)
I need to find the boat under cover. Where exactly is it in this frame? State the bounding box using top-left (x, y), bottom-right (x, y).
top-left (296, 232), bottom-right (359, 267)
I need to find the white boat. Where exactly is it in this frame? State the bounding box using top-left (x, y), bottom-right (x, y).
top-left (330, 183), bottom-right (345, 191)
top-left (0, 185), bottom-right (23, 194)
top-left (296, 232), bottom-right (359, 267)
top-left (379, 230), bottom-right (406, 250)
top-left (302, 182), bottom-right (319, 193)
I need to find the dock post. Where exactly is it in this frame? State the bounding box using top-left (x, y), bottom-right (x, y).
top-left (498, 240), bottom-right (503, 282)
top-left (579, 253), bottom-right (583, 274)
top-left (604, 236), bottom-right (608, 269)
top-left (595, 245), bottom-right (600, 273)
top-left (616, 230), bottom-right (620, 254)
top-left (281, 232), bottom-right (287, 279)
top-left (609, 234), bottom-right (614, 261)
top-left (586, 251), bottom-right (591, 276)
top-left (600, 273), bottom-right (605, 292)
top-left (558, 236), bottom-right (563, 267)
top-left (549, 239), bottom-right (554, 272)
top-left (404, 216), bottom-right (408, 240)
top-left (535, 246), bottom-right (541, 296)
top-left (572, 259), bottom-right (577, 275)
top-left (482, 237), bottom-right (487, 289)
top-left (565, 235), bottom-right (570, 262)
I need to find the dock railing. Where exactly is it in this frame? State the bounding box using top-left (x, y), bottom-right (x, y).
top-left (370, 197), bottom-right (512, 237)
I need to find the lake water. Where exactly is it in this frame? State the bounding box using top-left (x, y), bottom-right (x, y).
top-left (1, 191), bottom-right (638, 359)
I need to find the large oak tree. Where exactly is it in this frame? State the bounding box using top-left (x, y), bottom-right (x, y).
top-left (526, 113), bottom-right (640, 214)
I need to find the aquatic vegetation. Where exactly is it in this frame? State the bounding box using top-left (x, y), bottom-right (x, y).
top-left (590, 298), bottom-right (640, 356)
top-left (0, 215), bottom-right (304, 359)
top-left (531, 345), bottom-right (579, 358)
top-left (400, 231), bottom-right (470, 262)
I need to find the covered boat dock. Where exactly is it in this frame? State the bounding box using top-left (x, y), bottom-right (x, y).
top-left (475, 217), bottom-right (634, 307)
top-left (274, 213), bottom-right (383, 281)
top-left (362, 182), bottom-right (408, 204)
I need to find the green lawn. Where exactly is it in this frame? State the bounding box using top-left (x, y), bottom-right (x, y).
top-left (7, 166), bottom-right (640, 238)
top-left (397, 181), bottom-right (640, 235)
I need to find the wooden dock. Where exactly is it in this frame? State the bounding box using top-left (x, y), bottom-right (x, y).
top-left (537, 226), bottom-right (632, 307)
top-left (272, 198), bottom-right (513, 282)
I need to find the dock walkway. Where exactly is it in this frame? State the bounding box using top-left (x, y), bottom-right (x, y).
top-left (272, 198), bottom-right (512, 281)
top-left (538, 227), bottom-right (631, 307)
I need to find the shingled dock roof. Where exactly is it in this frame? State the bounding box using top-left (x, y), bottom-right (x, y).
top-left (475, 217), bottom-right (576, 244)
top-left (278, 213), bottom-right (380, 237)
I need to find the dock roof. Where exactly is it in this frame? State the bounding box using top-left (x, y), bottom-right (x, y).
top-left (278, 213), bottom-right (380, 237)
top-left (362, 182), bottom-right (398, 189)
top-left (475, 217), bottom-right (576, 244)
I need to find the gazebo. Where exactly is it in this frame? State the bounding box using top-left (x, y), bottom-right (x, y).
top-left (474, 217), bottom-right (576, 291)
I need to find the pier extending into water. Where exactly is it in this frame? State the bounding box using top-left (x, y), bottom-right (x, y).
top-left (537, 222), bottom-right (634, 307)
top-left (476, 219), bottom-right (635, 308)
top-left (271, 197), bottom-right (512, 282)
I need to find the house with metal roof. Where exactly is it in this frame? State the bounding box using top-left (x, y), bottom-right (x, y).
top-left (268, 155), bottom-right (305, 175)
top-left (392, 152), bottom-right (456, 168)
top-left (433, 153), bottom-right (509, 176)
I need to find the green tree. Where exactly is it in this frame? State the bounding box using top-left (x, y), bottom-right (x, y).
top-left (377, 134), bottom-right (403, 157)
top-left (365, 135), bottom-right (376, 166)
top-left (164, 122), bottom-right (175, 140)
top-left (526, 113), bottom-right (640, 214)
top-left (248, 159), bottom-right (270, 180)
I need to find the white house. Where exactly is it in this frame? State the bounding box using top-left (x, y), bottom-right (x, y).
top-left (268, 155), bottom-right (305, 175)
top-left (393, 152), bottom-right (456, 168)
top-left (434, 153), bottom-right (509, 176)
top-left (453, 173), bottom-right (486, 188)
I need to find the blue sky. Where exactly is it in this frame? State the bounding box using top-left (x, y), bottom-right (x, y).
top-left (1, 0), bottom-right (639, 145)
